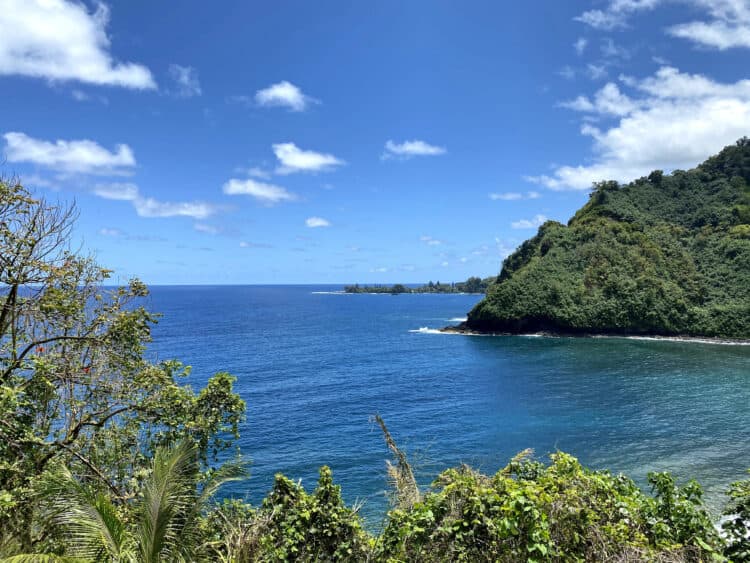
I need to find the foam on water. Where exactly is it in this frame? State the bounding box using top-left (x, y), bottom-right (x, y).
top-left (409, 327), bottom-right (448, 334)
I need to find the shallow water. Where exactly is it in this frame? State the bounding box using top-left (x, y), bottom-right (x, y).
top-left (146, 285), bottom-right (750, 523)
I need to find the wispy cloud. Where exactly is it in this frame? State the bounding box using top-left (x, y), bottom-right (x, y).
top-left (91, 182), bottom-right (219, 220)
top-left (530, 66), bottom-right (750, 190)
top-left (489, 191), bottom-right (540, 201)
top-left (574, 37), bottom-right (588, 55)
top-left (255, 81), bottom-right (317, 111)
top-left (93, 182), bottom-right (139, 200)
top-left (0, 0), bottom-right (155, 88)
top-left (133, 197), bottom-right (218, 220)
top-left (239, 241), bottom-right (273, 249)
top-left (222, 178), bottom-right (297, 203)
top-left (4, 132), bottom-right (136, 175)
top-left (511, 214), bottom-right (548, 229)
top-left (382, 139), bottom-right (447, 160)
top-left (273, 143), bottom-right (344, 174)
top-left (576, 0), bottom-right (750, 50)
top-left (305, 216), bottom-right (331, 228)
top-left (575, 0), bottom-right (660, 30)
top-left (247, 167), bottom-right (271, 179)
top-left (168, 64), bottom-right (201, 97)
top-left (98, 227), bottom-right (123, 237)
top-left (420, 235), bottom-right (443, 246)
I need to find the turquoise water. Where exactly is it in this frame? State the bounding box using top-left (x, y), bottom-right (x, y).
top-left (146, 285), bottom-right (750, 523)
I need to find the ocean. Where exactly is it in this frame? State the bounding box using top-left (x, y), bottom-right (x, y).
top-left (146, 285), bottom-right (750, 524)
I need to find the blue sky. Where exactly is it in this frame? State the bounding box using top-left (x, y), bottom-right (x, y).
top-left (3, 0), bottom-right (750, 284)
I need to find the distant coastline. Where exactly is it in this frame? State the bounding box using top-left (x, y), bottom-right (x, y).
top-left (345, 276), bottom-right (495, 295)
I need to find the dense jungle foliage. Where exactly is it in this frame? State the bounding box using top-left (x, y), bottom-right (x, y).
top-left (466, 139), bottom-right (750, 338)
top-left (1, 178), bottom-right (749, 561)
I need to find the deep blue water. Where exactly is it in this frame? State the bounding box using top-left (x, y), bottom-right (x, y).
top-left (146, 285), bottom-right (750, 523)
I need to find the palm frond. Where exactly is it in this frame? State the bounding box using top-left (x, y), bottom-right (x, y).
top-left (34, 465), bottom-right (130, 561)
top-left (136, 440), bottom-right (200, 563)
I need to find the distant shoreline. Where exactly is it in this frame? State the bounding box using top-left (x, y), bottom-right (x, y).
top-left (440, 324), bottom-right (750, 346)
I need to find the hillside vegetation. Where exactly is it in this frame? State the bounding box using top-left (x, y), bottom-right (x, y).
top-left (466, 139), bottom-right (750, 338)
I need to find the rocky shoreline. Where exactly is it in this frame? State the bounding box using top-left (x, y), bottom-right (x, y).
top-left (440, 323), bottom-right (750, 345)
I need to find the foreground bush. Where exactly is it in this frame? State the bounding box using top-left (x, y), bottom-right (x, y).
top-left (14, 447), bottom-right (747, 562)
top-left (378, 452), bottom-right (722, 562)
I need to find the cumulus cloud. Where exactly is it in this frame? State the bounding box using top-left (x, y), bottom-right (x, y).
top-left (255, 81), bottom-right (316, 111)
top-left (305, 216), bottom-right (330, 228)
top-left (222, 178), bottom-right (296, 203)
top-left (382, 139), bottom-right (447, 160)
top-left (273, 143), bottom-right (344, 174)
top-left (4, 132), bottom-right (135, 175)
top-left (168, 64), bottom-right (201, 97)
top-left (511, 214), bottom-right (548, 229)
top-left (576, 0), bottom-right (750, 50)
top-left (0, 0), bottom-right (155, 88)
top-left (530, 66), bottom-right (750, 190)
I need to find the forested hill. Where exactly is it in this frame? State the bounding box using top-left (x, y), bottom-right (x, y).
top-left (464, 138), bottom-right (750, 338)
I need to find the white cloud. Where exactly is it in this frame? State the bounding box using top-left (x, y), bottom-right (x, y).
top-left (489, 191), bottom-right (541, 201)
top-left (4, 132), bottom-right (135, 175)
top-left (222, 178), bottom-right (296, 203)
top-left (560, 82), bottom-right (639, 116)
top-left (305, 216), bottom-right (330, 228)
top-left (576, 0), bottom-right (750, 50)
top-left (669, 19), bottom-right (750, 49)
top-left (133, 198), bottom-right (217, 219)
top-left (255, 81), bottom-right (316, 111)
top-left (574, 37), bottom-right (588, 55)
top-left (575, 0), bottom-right (661, 30)
top-left (93, 182), bottom-right (139, 200)
top-left (532, 66), bottom-right (750, 190)
top-left (90, 183), bottom-right (218, 220)
top-left (273, 142), bottom-right (344, 174)
top-left (382, 139), bottom-right (447, 159)
top-left (168, 64), bottom-right (201, 97)
top-left (0, 0), bottom-right (155, 89)
top-left (511, 214), bottom-right (548, 229)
